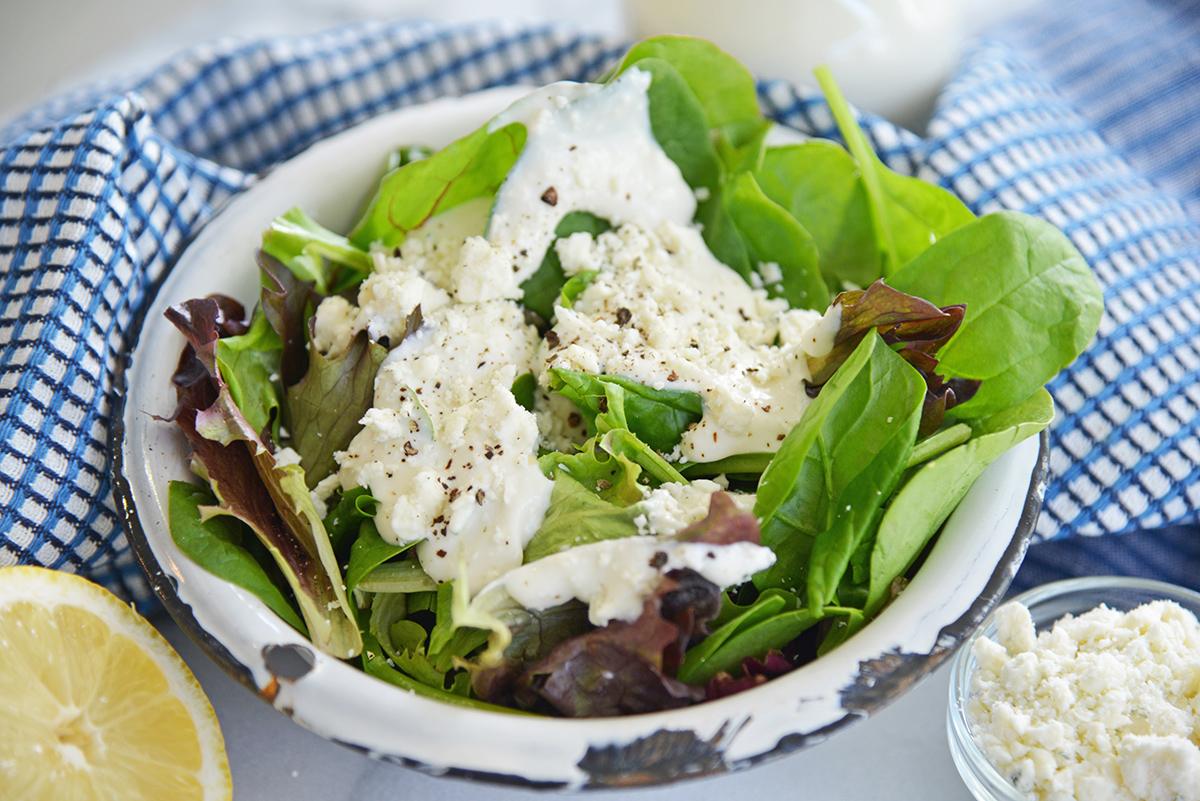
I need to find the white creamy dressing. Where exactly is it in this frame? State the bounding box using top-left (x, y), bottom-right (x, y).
top-left (323, 69), bottom-right (833, 620)
top-left (494, 536), bottom-right (776, 627)
top-left (486, 68), bottom-right (697, 279)
top-left (336, 295), bottom-right (552, 590)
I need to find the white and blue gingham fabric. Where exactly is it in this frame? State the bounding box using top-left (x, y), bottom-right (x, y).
top-left (1, 1), bottom-right (1198, 606)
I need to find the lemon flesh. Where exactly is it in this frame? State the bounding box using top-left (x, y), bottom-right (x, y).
top-left (0, 566), bottom-right (232, 800)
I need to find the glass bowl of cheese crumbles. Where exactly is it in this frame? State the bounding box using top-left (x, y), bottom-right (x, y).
top-left (948, 576), bottom-right (1200, 801)
top-left (114, 34), bottom-right (1102, 788)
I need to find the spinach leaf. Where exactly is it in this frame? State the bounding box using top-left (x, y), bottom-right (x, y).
top-left (676, 589), bottom-right (795, 684)
top-left (753, 333), bottom-right (925, 609)
top-left (864, 389), bottom-right (1054, 617)
top-left (361, 632), bottom-right (526, 714)
top-left (548, 368), bottom-right (703, 454)
top-left (802, 344), bottom-right (925, 609)
top-left (716, 118), bottom-right (773, 175)
top-left (887, 211), bottom-right (1104, 418)
top-left (724, 171), bottom-right (829, 310)
top-left (756, 142), bottom-right (880, 292)
top-left (687, 605), bottom-right (824, 686)
top-left (678, 452), bottom-right (773, 480)
top-left (168, 481), bottom-right (307, 634)
top-left (815, 66), bottom-right (974, 275)
top-left (696, 192), bottom-right (753, 279)
top-left (610, 36), bottom-right (761, 131)
top-left (632, 57), bottom-right (722, 195)
top-left (621, 56), bottom-right (755, 287)
top-left (753, 337), bottom-right (878, 593)
top-left (349, 121), bottom-right (527, 250)
top-left (519, 211), bottom-right (611, 322)
top-left (511, 372), bottom-right (537, 412)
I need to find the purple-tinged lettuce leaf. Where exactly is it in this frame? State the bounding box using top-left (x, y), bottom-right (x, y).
top-left (673, 491), bottom-right (759, 546)
top-left (806, 280), bottom-right (978, 436)
top-left (258, 250), bottom-right (318, 389)
top-left (705, 650), bottom-right (792, 700)
top-left (165, 297), bottom-right (362, 658)
top-left (506, 570), bottom-right (720, 717)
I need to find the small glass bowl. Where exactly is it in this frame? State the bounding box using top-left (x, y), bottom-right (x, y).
top-left (946, 575), bottom-right (1200, 801)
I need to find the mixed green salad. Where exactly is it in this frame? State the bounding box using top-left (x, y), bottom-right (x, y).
top-left (164, 36), bottom-right (1102, 717)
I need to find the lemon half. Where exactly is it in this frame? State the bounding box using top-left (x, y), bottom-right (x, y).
top-left (0, 566), bottom-right (232, 800)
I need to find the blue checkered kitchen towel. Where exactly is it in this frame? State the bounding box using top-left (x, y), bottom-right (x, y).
top-left (2, 0), bottom-right (1199, 607)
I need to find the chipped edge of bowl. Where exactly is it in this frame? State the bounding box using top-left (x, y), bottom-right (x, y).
top-left (110, 86), bottom-right (1047, 790)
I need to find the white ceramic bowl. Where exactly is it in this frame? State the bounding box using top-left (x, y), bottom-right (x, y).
top-left (947, 576), bottom-right (1200, 801)
top-left (111, 86), bottom-right (1048, 789)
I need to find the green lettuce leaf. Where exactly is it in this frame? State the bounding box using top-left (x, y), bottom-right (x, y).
top-left (284, 327), bottom-right (389, 488)
top-left (349, 121), bottom-right (527, 249)
top-left (261, 206), bottom-right (373, 295)
top-left (522, 471), bottom-right (643, 564)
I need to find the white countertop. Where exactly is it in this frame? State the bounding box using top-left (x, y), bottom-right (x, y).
top-left (157, 613), bottom-right (975, 800)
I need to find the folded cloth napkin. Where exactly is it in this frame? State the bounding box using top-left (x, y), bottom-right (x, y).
top-left (1, 1), bottom-right (1198, 607)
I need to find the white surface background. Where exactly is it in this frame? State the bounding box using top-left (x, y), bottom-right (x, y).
top-left (1, 1), bottom-right (1042, 797)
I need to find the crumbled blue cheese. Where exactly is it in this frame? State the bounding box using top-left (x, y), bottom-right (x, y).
top-left (967, 600), bottom-right (1200, 801)
top-left (310, 247), bottom-right (452, 356)
top-left (637, 479), bottom-right (752, 536)
top-left (539, 222), bottom-right (830, 461)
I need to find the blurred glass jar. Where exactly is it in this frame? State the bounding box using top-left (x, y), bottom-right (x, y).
top-left (625, 0), bottom-right (965, 133)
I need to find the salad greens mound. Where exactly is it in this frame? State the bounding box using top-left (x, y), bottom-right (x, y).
top-left (164, 36), bottom-right (1102, 717)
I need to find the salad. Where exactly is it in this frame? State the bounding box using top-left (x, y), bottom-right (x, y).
top-left (163, 37), bottom-right (1103, 717)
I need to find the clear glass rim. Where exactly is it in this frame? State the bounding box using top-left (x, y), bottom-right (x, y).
top-left (945, 575), bottom-right (1200, 801)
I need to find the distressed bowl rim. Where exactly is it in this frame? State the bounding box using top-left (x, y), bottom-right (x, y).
top-left (109, 86), bottom-right (1049, 791)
